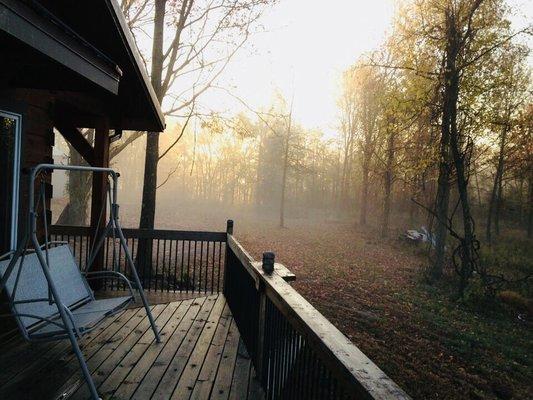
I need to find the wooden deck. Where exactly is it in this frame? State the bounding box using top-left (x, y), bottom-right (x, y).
top-left (0, 294), bottom-right (264, 400)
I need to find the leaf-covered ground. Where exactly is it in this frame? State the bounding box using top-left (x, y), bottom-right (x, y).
top-left (236, 222), bottom-right (532, 400)
top-left (141, 204), bottom-right (532, 399)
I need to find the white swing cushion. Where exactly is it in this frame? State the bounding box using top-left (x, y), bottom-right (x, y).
top-left (0, 245), bottom-right (92, 330)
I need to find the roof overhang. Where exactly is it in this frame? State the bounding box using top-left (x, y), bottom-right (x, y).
top-left (0, 0), bottom-right (165, 132)
top-left (0, 0), bottom-right (121, 94)
top-left (105, 0), bottom-right (165, 131)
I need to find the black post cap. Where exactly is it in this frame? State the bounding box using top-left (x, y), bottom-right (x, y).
top-left (226, 220), bottom-right (234, 234)
top-left (262, 252), bottom-right (275, 275)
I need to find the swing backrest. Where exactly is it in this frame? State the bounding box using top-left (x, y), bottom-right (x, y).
top-left (0, 245), bottom-right (92, 331)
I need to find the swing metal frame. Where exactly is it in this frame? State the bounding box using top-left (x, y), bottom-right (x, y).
top-left (0, 164), bottom-right (161, 400)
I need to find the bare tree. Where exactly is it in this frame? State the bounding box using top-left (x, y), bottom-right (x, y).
top-left (279, 95), bottom-right (293, 228)
top-left (337, 69), bottom-right (357, 214)
top-left (486, 44), bottom-right (529, 243)
top-left (120, 0), bottom-right (276, 233)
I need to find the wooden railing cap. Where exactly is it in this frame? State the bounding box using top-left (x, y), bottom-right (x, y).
top-left (252, 261), bottom-right (296, 282)
top-left (228, 234), bottom-right (411, 400)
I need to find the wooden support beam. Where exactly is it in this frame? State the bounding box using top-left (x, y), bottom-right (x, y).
top-left (89, 121), bottom-right (110, 286)
top-left (55, 123), bottom-right (95, 165)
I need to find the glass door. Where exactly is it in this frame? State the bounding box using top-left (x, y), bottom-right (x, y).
top-left (0, 110), bottom-right (22, 252)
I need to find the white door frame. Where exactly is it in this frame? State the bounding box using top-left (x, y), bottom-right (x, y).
top-left (1, 110), bottom-right (22, 251)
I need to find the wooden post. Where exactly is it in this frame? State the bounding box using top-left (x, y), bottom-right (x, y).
top-left (256, 251), bottom-right (274, 382)
top-left (222, 219), bottom-right (234, 295)
top-left (89, 122), bottom-right (109, 289)
top-left (262, 251), bottom-right (275, 275)
top-left (256, 281), bottom-right (267, 382)
top-left (226, 219), bottom-right (233, 235)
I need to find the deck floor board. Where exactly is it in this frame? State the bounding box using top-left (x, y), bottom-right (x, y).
top-left (0, 294), bottom-right (263, 400)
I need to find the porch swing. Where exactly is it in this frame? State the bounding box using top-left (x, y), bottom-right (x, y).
top-left (0, 164), bottom-right (160, 400)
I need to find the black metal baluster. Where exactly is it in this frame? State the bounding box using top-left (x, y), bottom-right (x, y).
top-left (119, 238), bottom-right (125, 291)
top-left (192, 241), bottom-right (198, 293)
top-left (155, 239), bottom-right (160, 292)
top-left (179, 240), bottom-right (185, 292)
top-left (217, 242), bottom-right (222, 293)
top-left (198, 240), bottom-right (203, 293)
top-left (204, 241), bottom-right (209, 294)
top-left (176, 239), bottom-right (180, 291)
top-left (209, 241), bottom-right (215, 294)
top-left (161, 239), bottom-right (167, 292)
top-left (186, 241), bottom-right (191, 293)
top-left (148, 239), bottom-right (153, 291)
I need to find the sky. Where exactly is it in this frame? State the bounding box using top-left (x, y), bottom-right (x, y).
top-left (200, 0), bottom-right (396, 137)
top-left (169, 0), bottom-right (531, 137)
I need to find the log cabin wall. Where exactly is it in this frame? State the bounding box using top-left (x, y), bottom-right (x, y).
top-left (0, 89), bottom-right (54, 338)
top-left (9, 89), bottom-right (55, 244)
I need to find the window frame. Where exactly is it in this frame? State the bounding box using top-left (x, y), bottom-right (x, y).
top-left (0, 110), bottom-right (23, 251)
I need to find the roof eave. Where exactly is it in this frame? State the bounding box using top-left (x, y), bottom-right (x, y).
top-left (105, 0), bottom-right (165, 132)
top-left (0, 0), bottom-right (121, 94)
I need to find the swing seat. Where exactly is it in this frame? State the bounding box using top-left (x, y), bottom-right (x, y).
top-left (0, 244), bottom-right (133, 340)
top-left (0, 164), bottom-right (161, 400)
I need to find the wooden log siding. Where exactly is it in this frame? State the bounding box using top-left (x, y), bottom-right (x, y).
top-left (49, 225), bottom-right (226, 294)
top-left (224, 234), bottom-right (411, 400)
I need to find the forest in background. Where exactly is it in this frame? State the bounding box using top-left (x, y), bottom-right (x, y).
top-left (100, 0), bottom-right (532, 301)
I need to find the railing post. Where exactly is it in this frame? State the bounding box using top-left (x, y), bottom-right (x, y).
top-left (256, 251), bottom-right (274, 383)
top-left (262, 251), bottom-right (275, 274)
top-left (226, 219), bottom-right (233, 235)
top-left (222, 219), bottom-right (233, 295)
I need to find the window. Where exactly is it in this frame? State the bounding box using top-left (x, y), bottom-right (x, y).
top-left (0, 110), bottom-right (22, 252)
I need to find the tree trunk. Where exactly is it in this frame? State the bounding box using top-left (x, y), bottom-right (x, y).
top-left (139, 0), bottom-right (164, 229)
top-left (56, 130), bottom-right (94, 225)
top-left (339, 134), bottom-right (354, 214)
top-left (409, 187), bottom-right (417, 225)
top-left (382, 129), bottom-right (395, 237)
top-left (339, 145), bottom-right (349, 213)
top-left (139, 133), bottom-right (160, 230)
top-left (428, 18), bottom-right (456, 282)
top-left (360, 154), bottom-right (370, 226)
top-left (487, 124), bottom-right (507, 243)
top-left (474, 163), bottom-right (482, 209)
top-left (444, 9), bottom-right (476, 296)
top-left (527, 173), bottom-right (533, 238)
top-left (518, 177), bottom-right (524, 222)
top-left (137, 0), bottom-right (165, 280)
top-left (279, 112), bottom-right (292, 228)
top-left (495, 170), bottom-right (503, 236)
top-left (430, 149), bottom-right (451, 282)
top-left (486, 172), bottom-right (496, 244)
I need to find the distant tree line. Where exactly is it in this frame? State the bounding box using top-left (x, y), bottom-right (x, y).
top-left (154, 0), bottom-right (532, 296)
top-left (334, 0), bottom-right (532, 294)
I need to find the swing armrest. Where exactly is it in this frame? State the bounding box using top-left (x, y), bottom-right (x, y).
top-left (62, 304), bottom-right (82, 338)
top-left (84, 271), bottom-right (135, 297)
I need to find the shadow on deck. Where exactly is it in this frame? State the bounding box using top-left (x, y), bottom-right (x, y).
top-left (0, 294), bottom-right (263, 400)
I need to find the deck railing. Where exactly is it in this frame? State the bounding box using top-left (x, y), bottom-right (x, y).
top-left (49, 224), bottom-right (226, 294)
top-left (51, 221), bottom-right (410, 399)
top-left (223, 221), bottom-right (410, 400)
